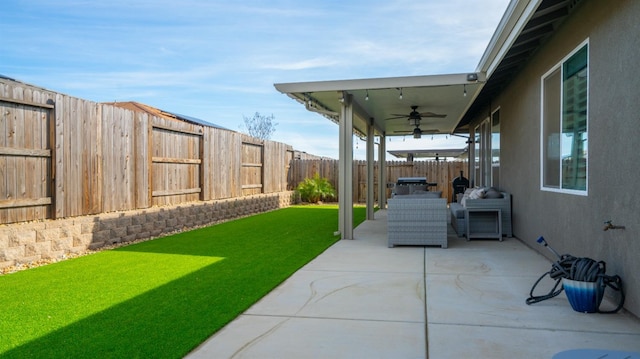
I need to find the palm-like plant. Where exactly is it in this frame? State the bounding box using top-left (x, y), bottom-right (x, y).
top-left (296, 174), bottom-right (336, 203)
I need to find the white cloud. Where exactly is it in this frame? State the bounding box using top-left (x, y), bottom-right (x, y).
top-left (261, 58), bottom-right (341, 71)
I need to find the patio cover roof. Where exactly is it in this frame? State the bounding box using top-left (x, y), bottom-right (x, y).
top-left (274, 73), bottom-right (485, 139)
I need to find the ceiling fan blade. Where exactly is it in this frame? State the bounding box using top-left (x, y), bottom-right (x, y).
top-left (419, 112), bottom-right (447, 118)
top-left (387, 106), bottom-right (446, 123)
top-left (385, 113), bottom-right (411, 119)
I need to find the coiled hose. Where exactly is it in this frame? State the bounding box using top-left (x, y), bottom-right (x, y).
top-left (526, 253), bottom-right (625, 313)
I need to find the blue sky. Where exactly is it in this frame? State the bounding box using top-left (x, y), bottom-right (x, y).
top-left (1, 0), bottom-right (509, 159)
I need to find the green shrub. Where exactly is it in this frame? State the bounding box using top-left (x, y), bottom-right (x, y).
top-left (296, 174), bottom-right (336, 203)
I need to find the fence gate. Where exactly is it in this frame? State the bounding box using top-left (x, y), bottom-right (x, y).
top-left (241, 141), bottom-right (263, 196)
top-left (151, 124), bottom-right (203, 206)
top-left (0, 98), bottom-right (54, 223)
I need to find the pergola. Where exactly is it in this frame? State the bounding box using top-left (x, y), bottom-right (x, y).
top-left (274, 74), bottom-right (484, 240)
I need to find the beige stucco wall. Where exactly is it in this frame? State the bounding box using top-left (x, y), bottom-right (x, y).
top-left (470, 0), bottom-right (640, 316)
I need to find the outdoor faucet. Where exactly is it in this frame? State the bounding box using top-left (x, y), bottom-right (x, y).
top-left (603, 220), bottom-right (625, 231)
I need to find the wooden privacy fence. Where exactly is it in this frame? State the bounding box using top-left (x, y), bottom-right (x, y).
top-left (0, 78), bottom-right (293, 225)
top-left (290, 159), bottom-right (468, 203)
top-left (1, 77), bottom-right (467, 225)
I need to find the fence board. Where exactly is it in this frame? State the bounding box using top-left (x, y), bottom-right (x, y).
top-left (54, 92), bottom-right (65, 218)
top-left (207, 128), bottom-right (241, 199)
top-left (69, 96), bottom-right (81, 216)
top-left (84, 101), bottom-right (102, 214)
top-left (134, 112), bottom-right (150, 209)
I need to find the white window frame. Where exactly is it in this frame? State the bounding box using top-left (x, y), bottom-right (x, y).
top-left (540, 39), bottom-right (589, 195)
top-left (473, 117), bottom-right (493, 188)
top-left (491, 107), bottom-right (500, 189)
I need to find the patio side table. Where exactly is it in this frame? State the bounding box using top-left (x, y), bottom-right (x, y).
top-left (466, 208), bottom-right (502, 240)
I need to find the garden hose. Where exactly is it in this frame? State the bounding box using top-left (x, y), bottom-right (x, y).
top-left (525, 237), bottom-right (625, 313)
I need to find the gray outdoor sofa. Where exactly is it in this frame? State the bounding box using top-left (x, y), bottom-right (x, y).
top-left (449, 188), bottom-right (512, 238)
top-left (387, 196), bottom-right (447, 248)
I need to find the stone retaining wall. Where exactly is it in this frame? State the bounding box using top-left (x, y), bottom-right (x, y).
top-left (0, 192), bottom-right (294, 270)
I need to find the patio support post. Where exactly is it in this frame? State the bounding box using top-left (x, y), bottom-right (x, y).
top-left (378, 133), bottom-right (387, 209)
top-left (366, 118), bottom-right (375, 220)
top-left (338, 92), bottom-right (354, 240)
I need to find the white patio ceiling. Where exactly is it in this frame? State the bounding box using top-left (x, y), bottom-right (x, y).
top-left (387, 148), bottom-right (469, 160)
top-left (274, 72), bottom-right (486, 139)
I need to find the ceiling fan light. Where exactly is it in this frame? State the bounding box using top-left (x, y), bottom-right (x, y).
top-left (413, 127), bottom-right (422, 139)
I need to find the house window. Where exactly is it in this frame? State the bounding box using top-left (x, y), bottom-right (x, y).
top-left (473, 111), bottom-right (499, 188)
top-left (541, 41), bottom-right (588, 194)
top-left (491, 109), bottom-right (500, 189)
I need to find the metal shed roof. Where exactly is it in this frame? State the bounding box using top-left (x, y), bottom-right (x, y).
top-left (108, 101), bottom-right (230, 130)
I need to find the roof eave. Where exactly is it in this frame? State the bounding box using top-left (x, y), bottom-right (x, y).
top-left (274, 72), bottom-right (483, 95)
top-left (476, 0), bottom-right (543, 77)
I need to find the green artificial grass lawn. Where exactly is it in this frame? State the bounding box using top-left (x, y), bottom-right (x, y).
top-left (0, 205), bottom-right (366, 359)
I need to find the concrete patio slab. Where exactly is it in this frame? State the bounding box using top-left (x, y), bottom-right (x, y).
top-left (428, 323), bottom-right (640, 358)
top-left (427, 273), bottom-right (640, 332)
top-left (189, 315), bottom-right (425, 359)
top-left (245, 270), bottom-right (425, 322)
top-left (186, 209), bottom-right (640, 359)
